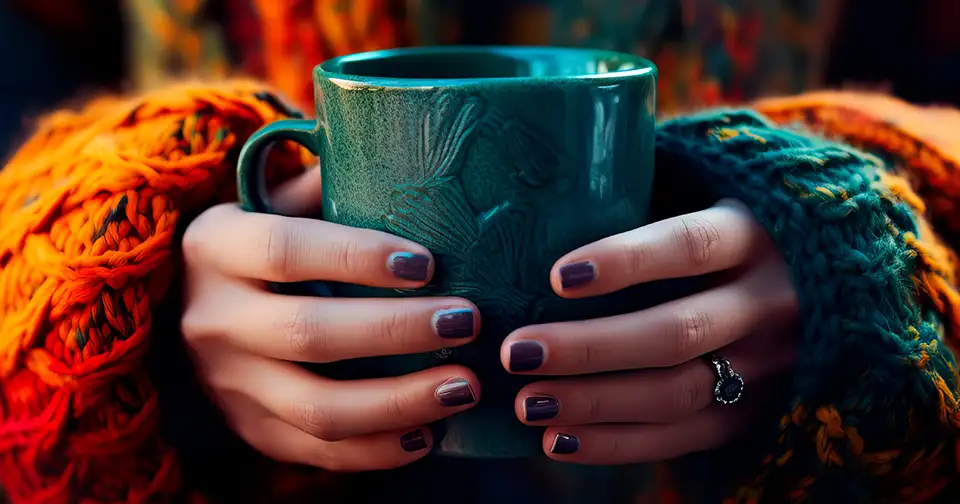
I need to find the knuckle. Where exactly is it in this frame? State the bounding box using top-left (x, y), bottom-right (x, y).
top-left (293, 400), bottom-right (341, 441)
top-left (264, 220), bottom-right (299, 281)
top-left (622, 240), bottom-right (654, 278)
top-left (372, 309), bottom-right (417, 351)
top-left (181, 204), bottom-right (228, 263)
top-left (586, 393), bottom-right (604, 420)
top-left (603, 433), bottom-right (624, 459)
top-left (181, 227), bottom-right (205, 264)
top-left (331, 239), bottom-right (365, 278)
top-left (669, 311), bottom-right (711, 364)
top-left (179, 307), bottom-right (209, 344)
top-left (384, 388), bottom-right (419, 426)
top-left (284, 302), bottom-right (332, 361)
top-left (674, 216), bottom-right (722, 268)
top-left (180, 302), bottom-right (225, 349)
top-left (670, 372), bottom-right (703, 416)
top-left (572, 342), bottom-right (600, 372)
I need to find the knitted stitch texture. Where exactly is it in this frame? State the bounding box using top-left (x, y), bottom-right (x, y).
top-left (657, 110), bottom-right (960, 503)
top-left (0, 83), bottom-right (958, 503)
top-left (0, 82), bottom-right (307, 503)
top-left (756, 92), bottom-right (960, 251)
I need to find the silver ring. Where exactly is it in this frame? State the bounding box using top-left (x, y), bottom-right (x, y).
top-left (709, 353), bottom-right (744, 405)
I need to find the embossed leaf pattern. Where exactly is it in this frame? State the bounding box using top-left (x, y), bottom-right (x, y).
top-left (383, 93), bottom-right (563, 329)
top-left (487, 109), bottom-right (561, 188)
top-left (383, 93), bottom-right (487, 257)
top-left (471, 202), bottom-right (540, 291)
top-left (417, 93), bottom-right (486, 180)
top-left (383, 182), bottom-right (479, 259)
top-left (466, 202), bottom-right (545, 326)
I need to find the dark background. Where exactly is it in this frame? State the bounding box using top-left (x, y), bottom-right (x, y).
top-left (2, 0), bottom-right (960, 158)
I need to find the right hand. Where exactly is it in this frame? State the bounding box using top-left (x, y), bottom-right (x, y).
top-left (180, 167), bottom-right (481, 471)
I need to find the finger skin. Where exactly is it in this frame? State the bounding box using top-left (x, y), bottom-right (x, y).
top-left (514, 337), bottom-right (793, 425)
top-left (186, 286), bottom-right (480, 363)
top-left (501, 273), bottom-right (793, 375)
top-left (515, 361), bottom-right (716, 425)
top-left (541, 404), bottom-right (751, 465)
top-left (203, 350), bottom-right (481, 441)
top-left (550, 200), bottom-right (767, 298)
top-left (182, 203), bottom-right (435, 287)
top-left (220, 390), bottom-right (433, 471)
top-left (270, 166), bottom-right (323, 216)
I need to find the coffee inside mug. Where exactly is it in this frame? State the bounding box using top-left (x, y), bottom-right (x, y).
top-left (323, 47), bottom-right (649, 80)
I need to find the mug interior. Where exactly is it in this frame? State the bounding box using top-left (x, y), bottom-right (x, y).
top-left (319, 47), bottom-right (652, 82)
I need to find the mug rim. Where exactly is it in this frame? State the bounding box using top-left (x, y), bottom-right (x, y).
top-left (315, 45), bottom-right (656, 88)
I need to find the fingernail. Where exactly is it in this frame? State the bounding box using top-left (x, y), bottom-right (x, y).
top-left (433, 308), bottom-right (475, 339)
top-left (509, 340), bottom-right (544, 372)
top-left (388, 252), bottom-right (430, 281)
top-left (524, 396), bottom-right (560, 421)
top-left (559, 261), bottom-right (595, 289)
top-left (550, 433), bottom-right (580, 455)
top-left (435, 377), bottom-right (476, 407)
top-left (400, 429), bottom-right (428, 452)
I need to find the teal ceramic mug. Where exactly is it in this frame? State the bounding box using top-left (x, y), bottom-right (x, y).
top-left (237, 46), bottom-right (659, 458)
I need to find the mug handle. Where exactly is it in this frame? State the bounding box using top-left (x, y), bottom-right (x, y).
top-left (236, 119), bottom-right (333, 297)
top-left (237, 119), bottom-right (321, 214)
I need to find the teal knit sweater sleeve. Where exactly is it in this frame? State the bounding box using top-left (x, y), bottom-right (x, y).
top-left (657, 110), bottom-right (960, 503)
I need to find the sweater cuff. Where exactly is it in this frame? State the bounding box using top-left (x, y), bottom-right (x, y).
top-left (656, 109), bottom-right (960, 502)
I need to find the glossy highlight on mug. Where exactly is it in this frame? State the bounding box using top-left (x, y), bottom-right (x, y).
top-left (237, 45), bottom-right (658, 457)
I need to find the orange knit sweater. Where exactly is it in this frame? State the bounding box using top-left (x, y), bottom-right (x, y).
top-left (1, 83), bottom-right (959, 502)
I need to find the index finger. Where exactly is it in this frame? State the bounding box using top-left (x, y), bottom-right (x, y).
top-left (183, 203), bottom-right (435, 288)
top-left (549, 200), bottom-right (768, 298)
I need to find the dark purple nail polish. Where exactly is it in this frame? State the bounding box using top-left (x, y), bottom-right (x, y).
top-left (550, 433), bottom-right (580, 455)
top-left (388, 252), bottom-right (430, 281)
top-left (434, 308), bottom-right (475, 339)
top-left (400, 429), bottom-right (428, 452)
top-left (524, 396), bottom-right (560, 421)
top-left (559, 261), bottom-right (595, 289)
top-left (509, 340), bottom-right (544, 372)
top-left (435, 377), bottom-right (476, 407)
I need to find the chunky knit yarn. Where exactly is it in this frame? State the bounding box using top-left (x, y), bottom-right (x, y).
top-left (0, 83), bottom-right (958, 503)
top-left (657, 110), bottom-right (960, 503)
top-left (756, 92), bottom-right (960, 250)
top-left (0, 82), bottom-right (307, 503)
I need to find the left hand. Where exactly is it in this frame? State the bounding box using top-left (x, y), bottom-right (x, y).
top-left (501, 199), bottom-right (799, 465)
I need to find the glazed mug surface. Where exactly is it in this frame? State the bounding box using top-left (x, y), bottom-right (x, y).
top-left (237, 46), bottom-right (658, 458)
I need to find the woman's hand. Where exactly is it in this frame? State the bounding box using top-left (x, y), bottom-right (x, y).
top-left (503, 199), bottom-right (798, 464)
top-left (180, 169), bottom-right (482, 471)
